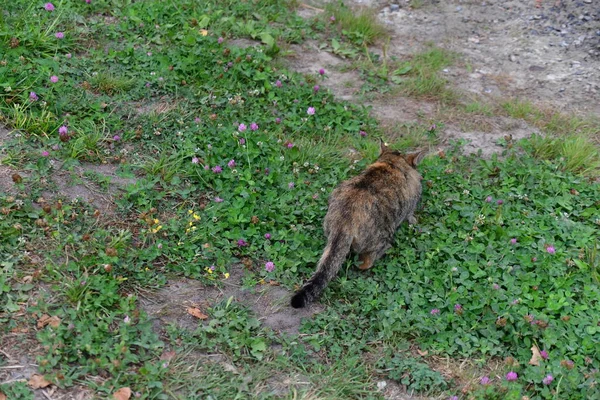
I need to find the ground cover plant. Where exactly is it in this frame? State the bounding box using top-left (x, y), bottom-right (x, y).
top-left (1, 1), bottom-right (599, 399)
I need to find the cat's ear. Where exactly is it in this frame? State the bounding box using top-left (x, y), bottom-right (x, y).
top-left (379, 139), bottom-right (389, 155)
top-left (405, 149), bottom-right (428, 167)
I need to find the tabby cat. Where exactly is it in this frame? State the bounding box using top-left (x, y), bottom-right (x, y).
top-left (291, 143), bottom-right (427, 308)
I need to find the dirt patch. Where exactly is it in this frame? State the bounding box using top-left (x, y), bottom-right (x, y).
top-left (370, 96), bottom-right (436, 128)
top-left (288, 1), bottom-right (599, 158)
top-left (376, 0), bottom-right (600, 116)
top-left (135, 97), bottom-right (179, 115)
top-left (445, 116), bottom-right (539, 157)
top-left (0, 165), bottom-right (22, 196)
top-left (1, 126), bottom-right (136, 211)
top-left (43, 162), bottom-right (136, 213)
top-left (140, 265), bottom-right (322, 337)
top-left (287, 42), bottom-right (363, 101)
top-left (0, 126), bottom-right (20, 196)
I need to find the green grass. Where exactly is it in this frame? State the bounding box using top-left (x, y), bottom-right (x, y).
top-left (464, 101), bottom-right (495, 116)
top-left (391, 46), bottom-right (457, 102)
top-left (500, 98), bottom-right (600, 177)
top-left (0, 1), bottom-right (599, 399)
top-left (526, 134), bottom-right (600, 177)
top-left (325, 2), bottom-right (389, 45)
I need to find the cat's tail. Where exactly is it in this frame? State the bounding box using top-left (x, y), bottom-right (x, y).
top-left (291, 231), bottom-right (353, 308)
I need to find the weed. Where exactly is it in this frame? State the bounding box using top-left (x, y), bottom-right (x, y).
top-left (525, 133), bottom-right (600, 177)
top-left (410, 0), bottom-right (426, 9)
top-left (501, 98), bottom-right (539, 119)
top-left (326, 1), bottom-right (389, 45)
top-left (381, 355), bottom-right (449, 392)
top-left (392, 46), bottom-right (457, 102)
top-left (89, 71), bottom-right (135, 95)
top-left (464, 101), bottom-right (494, 116)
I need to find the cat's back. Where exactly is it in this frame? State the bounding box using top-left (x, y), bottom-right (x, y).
top-left (335, 159), bottom-right (420, 203)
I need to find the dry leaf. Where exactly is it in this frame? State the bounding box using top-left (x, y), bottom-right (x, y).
top-left (113, 387), bottom-right (131, 400)
top-left (160, 351), bottom-right (176, 361)
top-left (37, 314), bottom-right (61, 329)
top-left (0, 392), bottom-right (7, 400)
top-left (186, 307), bottom-right (208, 320)
top-left (417, 349), bottom-right (428, 357)
top-left (529, 345), bottom-right (543, 366)
top-left (28, 374), bottom-right (52, 389)
top-left (268, 280), bottom-right (280, 286)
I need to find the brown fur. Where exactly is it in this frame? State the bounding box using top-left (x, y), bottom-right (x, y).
top-left (290, 143), bottom-right (427, 308)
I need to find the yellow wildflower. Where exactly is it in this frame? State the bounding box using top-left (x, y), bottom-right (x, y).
top-left (224, 272), bottom-right (230, 279)
top-left (200, 29), bottom-right (208, 36)
top-left (193, 213), bottom-right (201, 221)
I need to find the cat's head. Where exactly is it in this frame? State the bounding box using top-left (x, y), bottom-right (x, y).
top-left (378, 141), bottom-right (428, 170)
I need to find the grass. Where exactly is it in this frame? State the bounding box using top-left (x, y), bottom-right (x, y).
top-left (390, 46), bottom-right (457, 103)
top-left (499, 98), bottom-right (600, 176)
top-left (0, 0), bottom-right (599, 399)
top-left (325, 2), bottom-right (389, 45)
top-left (526, 134), bottom-right (600, 177)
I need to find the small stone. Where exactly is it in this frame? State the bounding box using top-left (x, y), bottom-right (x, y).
top-left (583, 0), bottom-right (591, 3)
top-left (529, 65), bottom-right (546, 72)
top-left (377, 381), bottom-right (387, 390)
top-left (456, 6), bottom-right (462, 12)
top-left (390, 4), bottom-right (400, 12)
top-left (559, 87), bottom-right (565, 92)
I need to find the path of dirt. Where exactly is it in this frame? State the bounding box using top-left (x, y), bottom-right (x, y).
top-left (376, 0), bottom-right (600, 114)
top-left (293, 0), bottom-right (599, 156)
top-left (140, 265), bottom-right (323, 337)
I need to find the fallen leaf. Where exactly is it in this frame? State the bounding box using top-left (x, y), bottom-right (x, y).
top-left (28, 374), bottom-right (52, 389)
top-left (221, 362), bottom-right (238, 373)
top-left (160, 351), bottom-right (176, 361)
top-left (37, 314), bottom-right (61, 329)
top-left (186, 307), bottom-right (208, 320)
top-left (268, 280), bottom-right (280, 286)
top-left (113, 387), bottom-right (131, 400)
top-left (417, 349), bottom-right (428, 357)
top-left (0, 392), bottom-right (7, 400)
top-left (529, 345), bottom-right (543, 366)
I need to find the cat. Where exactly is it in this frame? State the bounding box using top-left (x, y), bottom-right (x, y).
top-left (290, 142), bottom-right (427, 308)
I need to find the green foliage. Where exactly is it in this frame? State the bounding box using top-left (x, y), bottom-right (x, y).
top-left (0, 0), bottom-right (599, 399)
top-left (0, 382), bottom-right (34, 400)
top-left (176, 299), bottom-right (272, 361)
top-left (301, 147), bottom-right (600, 398)
top-left (382, 356), bottom-right (448, 392)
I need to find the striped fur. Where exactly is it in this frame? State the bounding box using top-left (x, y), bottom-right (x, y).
top-left (291, 143), bottom-right (427, 308)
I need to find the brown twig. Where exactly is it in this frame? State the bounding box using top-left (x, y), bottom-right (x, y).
top-left (300, 3), bottom-right (324, 12)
